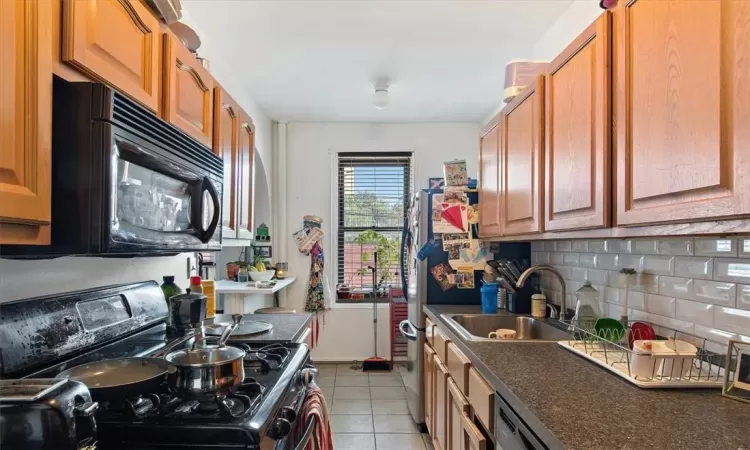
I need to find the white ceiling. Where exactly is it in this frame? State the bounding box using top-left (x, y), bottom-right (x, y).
top-left (182, 0), bottom-right (574, 123)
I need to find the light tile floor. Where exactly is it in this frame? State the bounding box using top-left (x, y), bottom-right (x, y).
top-left (318, 363), bottom-right (433, 450)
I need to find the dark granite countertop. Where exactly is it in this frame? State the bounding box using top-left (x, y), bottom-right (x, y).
top-left (424, 305), bottom-right (750, 450)
top-left (209, 313), bottom-right (313, 342)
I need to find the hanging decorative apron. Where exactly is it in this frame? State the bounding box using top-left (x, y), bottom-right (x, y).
top-left (293, 215), bottom-right (330, 348)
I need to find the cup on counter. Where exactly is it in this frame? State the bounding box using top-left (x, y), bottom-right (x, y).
top-left (488, 328), bottom-right (516, 340)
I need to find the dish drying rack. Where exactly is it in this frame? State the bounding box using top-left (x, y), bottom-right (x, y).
top-left (557, 319), bottom-right (727, 388)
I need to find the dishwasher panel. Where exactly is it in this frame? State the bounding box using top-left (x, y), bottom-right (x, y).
top-left (495, 393), bottom-right (546, 450)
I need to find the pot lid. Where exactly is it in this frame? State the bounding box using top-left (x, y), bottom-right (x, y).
top-left (169, 288), bottom-right (206, 302)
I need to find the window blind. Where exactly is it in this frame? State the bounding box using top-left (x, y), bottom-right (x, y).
top-left (337, 152), bottom-right (413, 296)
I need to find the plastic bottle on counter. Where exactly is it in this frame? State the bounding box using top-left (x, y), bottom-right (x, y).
top-left (497, 288), bottom-right (507, 310)
top-left (189, 275), bottom-right (203, 294)
top-left (160, 276), bottom-right (183, 326)
top-left (202, 280), bottom-right (216, 319)
top-left (480, 283), bottom-right (499, 314)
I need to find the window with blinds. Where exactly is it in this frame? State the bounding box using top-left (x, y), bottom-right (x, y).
top-left (337, 152), bottom-right (413, 300)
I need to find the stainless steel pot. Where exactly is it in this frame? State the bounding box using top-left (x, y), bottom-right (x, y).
top-left (164, 314), bottom-right (245, 396)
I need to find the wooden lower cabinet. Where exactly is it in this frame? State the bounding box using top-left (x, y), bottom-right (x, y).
top-left (462, 413), bottom-right (487, 450)
top-left (433, 359), bottom-right (450, 450)
top-left (426, 318), bottom-right (435, 348)
top-left (0, 0), bottom-right (52, 245)
top-left (447, 379), bottom-right (471, 450)
top-left (468, 368), bottom-right (494, 440)
top-left (424, 343), bottom-right (436, 434)
top-left (446, 343), bottom-right (471, 396)
top-left (433, 326), bottom-right (451, 362)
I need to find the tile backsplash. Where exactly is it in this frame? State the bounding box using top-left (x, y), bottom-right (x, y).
top-left (531, 238), bottom-right (750, 348)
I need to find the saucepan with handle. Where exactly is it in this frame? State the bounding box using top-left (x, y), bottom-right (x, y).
top-left (57, 315), bottom-right (245, 399)
top-left (54, 331), bottom-right (196, 400)
top-left (164, 314), bottom-right (246, 397)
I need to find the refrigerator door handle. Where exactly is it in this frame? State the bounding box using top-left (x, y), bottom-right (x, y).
top-left (399, 320), bottom-right (423, 341)
top-left (400, 214), bottom-right (408, 301)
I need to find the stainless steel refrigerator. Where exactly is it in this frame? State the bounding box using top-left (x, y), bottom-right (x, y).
top-left (398, 189), bottom-right (483, 426)
top-left (398, 189), bottom-right (529, 425)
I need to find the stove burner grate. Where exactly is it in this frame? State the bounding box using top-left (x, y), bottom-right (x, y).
top-left (236, 343), bottom-right (291, 372)
top-left (101, 393), bottom-right (161, 418)
top-left (160, 377), bottom-right (264, 419)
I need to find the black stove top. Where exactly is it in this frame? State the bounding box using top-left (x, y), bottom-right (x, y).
top-left (1, 282), bottom-right (314, 450)
top-left (96, 341), bottom-right (310, 449)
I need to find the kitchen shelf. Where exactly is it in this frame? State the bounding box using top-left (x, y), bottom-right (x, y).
top-left (214, 277), bottom-right (296, 294)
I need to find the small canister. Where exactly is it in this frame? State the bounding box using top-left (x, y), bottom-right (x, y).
top-left (497, 288), bottom-right (507, 310)
top-left (531, 293), bottom-right (547, 318)
top-left (276, 262), bottom-right (288, 279)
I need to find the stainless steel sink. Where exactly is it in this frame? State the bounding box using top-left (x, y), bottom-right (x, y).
top-left (441, 314), bottom-right (570, 342)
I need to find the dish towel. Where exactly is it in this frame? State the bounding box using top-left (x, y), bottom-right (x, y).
top-left (293, 386), bottom-right (332, 450)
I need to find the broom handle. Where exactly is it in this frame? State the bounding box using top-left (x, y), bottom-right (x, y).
top-left (372, 251), bottom-right (378, 357)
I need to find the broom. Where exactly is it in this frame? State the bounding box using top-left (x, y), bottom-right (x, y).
top-left (362, 251), bottom-right (391, 372)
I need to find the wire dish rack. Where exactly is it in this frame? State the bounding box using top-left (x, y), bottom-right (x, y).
top-left (557, 319), bottom-right (727, 388)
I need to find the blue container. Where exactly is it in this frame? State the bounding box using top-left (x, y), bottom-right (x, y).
top-left (480, 283), bottom-right (499, 314)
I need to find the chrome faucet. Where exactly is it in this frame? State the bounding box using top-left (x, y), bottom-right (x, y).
top-left (516, 265), bottom-right (567, 321)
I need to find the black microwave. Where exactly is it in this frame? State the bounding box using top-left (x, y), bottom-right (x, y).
top-left (2, 78), bottom-right (223, 257)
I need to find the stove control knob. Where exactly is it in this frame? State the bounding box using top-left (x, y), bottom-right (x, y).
top-left (269, 417), bottom-right (292, 440)
top-left (280, 406), bottom-right (297, 424)
top-left (300, 367), bottom-right (318, 387)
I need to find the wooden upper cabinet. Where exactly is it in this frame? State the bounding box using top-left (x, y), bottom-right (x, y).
top-left (62, 0), bottom-right (160, 112)
top-left (614, 0), bottom-right (750, 226)
top-left (163, 32), bottom-right (214, 148)
top-left (0, 0), bottom-right (52, 245)
top-left (213, 87), bottom-right (239, 239)
top-left (478, 122), bottom-right (502, 237)
top-left (545, 12), bottom-right (611, 231)
top-left (237, 114), bottom-right (255, 240)
top-left (501, 76), bottom-right (545, 235)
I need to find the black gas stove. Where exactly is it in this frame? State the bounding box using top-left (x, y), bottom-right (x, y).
top-left (0, 282), bottom-right (316, 450)
top-left (95, 341), bottom-right (312, 449)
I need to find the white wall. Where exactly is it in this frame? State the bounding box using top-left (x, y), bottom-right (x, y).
top-left (0, 254), bottom-right (193, 304)
top-left (481, 0), bottom-right (602, 127)
top-left (531, 0), bottom-right (603, 60)
top-left (282, 122), bottom-right (479, 360)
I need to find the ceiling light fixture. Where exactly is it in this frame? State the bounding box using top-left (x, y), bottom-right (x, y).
top-left (372, 85), bottom-right (389, 110)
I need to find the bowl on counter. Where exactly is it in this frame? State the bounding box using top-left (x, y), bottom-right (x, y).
top-left (249, 270), bottom-right (275, 282)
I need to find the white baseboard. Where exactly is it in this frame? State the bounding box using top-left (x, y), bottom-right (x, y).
top-left (310, 357), bottom-right (407, 363)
